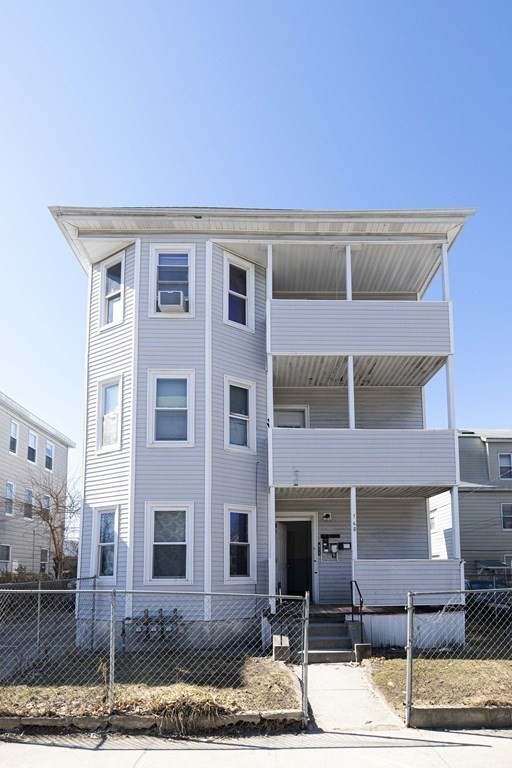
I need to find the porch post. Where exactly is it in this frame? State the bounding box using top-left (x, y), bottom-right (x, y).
top-left (345, 245), bottom-right (352, 301)
top-left (450, 486), bottom-right (461, 560)
top-left (266, 244), bottom-right (276, 598)
top-left (347, 355), bottom-right (355, 429)
top-left (350, 486), bottom-right (357, 580)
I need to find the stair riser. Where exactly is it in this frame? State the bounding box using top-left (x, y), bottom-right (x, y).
top-left (309, 637), bottom-right (353, 650)
top-left (307, 651), bottom-right (355, 664)
top-left (309, 624), bottom-right (348, 637)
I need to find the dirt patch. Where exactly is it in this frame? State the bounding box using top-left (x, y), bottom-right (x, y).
top-left (0, 654), bottom-right (300, 720)
top-left (368, 657), bottom-right (512, 712)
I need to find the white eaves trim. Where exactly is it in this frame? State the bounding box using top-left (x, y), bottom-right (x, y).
top-left (0, 391), bottom-right (75, 448)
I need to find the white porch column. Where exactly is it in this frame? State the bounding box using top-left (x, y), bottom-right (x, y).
top-left (345, 244), bottom-right (352, 301)
top-left (347, 355), bottom-right (355, 429)
top-left (450, 487), bottom-right (461, 560)
top-left (350, 486), bottom-right (358, 580)
top-left (266, 244), bottom-right (276, 597)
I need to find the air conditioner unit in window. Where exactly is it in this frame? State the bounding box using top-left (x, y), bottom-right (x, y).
top-left (158, 290), bottom-right (186, 313)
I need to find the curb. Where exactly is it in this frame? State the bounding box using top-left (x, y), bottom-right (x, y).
top-left (410, 706), bottom-right (512, 729)
top-left (0, 709), bottom-right (303, 734)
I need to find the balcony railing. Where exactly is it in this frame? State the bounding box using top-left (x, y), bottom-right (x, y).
top-left (270, 300), bottom-right (452, 356)
top-left (353, 559), bottom-right (463, 606)
top-left (272, 428), bottom-right (458, 488)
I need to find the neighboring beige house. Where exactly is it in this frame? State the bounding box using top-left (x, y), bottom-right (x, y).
top-left (0, 392), bottom-right (75, 575)
top-left (430, 430), bottom-right (512, 580)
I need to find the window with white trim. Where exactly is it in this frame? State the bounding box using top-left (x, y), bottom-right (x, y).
top-left (502, 504), bottom-right (512, 530)
top-left (45, 441), bottom-right (54, 471)
top-left (224, 505), bottom-right (256, 582)
top-left (9, 421), bottom-right (18, 454)
top-left (150, 244), bottom-right (195, 317)
top-left (5, 482), bottom-right (14, 516)
top-left (42, 495), bottom-right (50, 519)
top-left (148, 370), bottom-right (195, 446)
top-left (101, 252), bottom-right (124, 327)
top-left (98, 377), bottom-right (121, 450)
top-left (93, 508), bottom-right (117, 580)
top-left (225, 377), bottom-right (256, 452)
top-left (223, 252), bottom-right (254, 330)
top-left (27, 431), bottom-right (37, 463)
top-left (0, 545), bottom-right (11, 572)
top-left (40, 548), bottom-right (49, 575)
top-left (144, 503), bottom-right (193, 584)
top-left (499, 453), bottom-right (512, 479)
top-left (24, 488), bottom-right (33, 519)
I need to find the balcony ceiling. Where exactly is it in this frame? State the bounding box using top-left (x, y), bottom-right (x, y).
top-left (276, 486), bottom-right (450, 500)
top-left (273, 355), bottom-right (446, 388)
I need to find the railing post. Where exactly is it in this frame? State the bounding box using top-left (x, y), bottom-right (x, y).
top-left (405, 591), bottom-right (414, 727)
top-left (302, 591), bottom-right (310, 728)
top-left (109, 588), bottom-right (116, 714)
top-left (36, 580), bottom-right (42, 657)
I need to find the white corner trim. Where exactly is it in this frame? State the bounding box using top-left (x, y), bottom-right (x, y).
top-left (126, 238), bottom-right (141, 598)
top-left (223, 504), bottom-right (257, 584)
top-left (204, 240), bottom-right (213, 600)
top-left (148, 243), bottom-right (196, 319)
top-left (143, 501), bottom-right (194, 585)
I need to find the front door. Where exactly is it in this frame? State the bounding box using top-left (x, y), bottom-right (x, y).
top-left (276, 520), bottom-right (312, 597)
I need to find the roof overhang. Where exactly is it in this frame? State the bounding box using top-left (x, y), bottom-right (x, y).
top-left (50, 206), bottom-right (475, 273)
top-left (0, 391), bottom-right (76, 448)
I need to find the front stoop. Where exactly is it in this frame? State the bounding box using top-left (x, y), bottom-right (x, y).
top-left (307, 617), bottom-right (357, 663)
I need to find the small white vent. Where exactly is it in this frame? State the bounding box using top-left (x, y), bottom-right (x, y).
top-left (158, 290), bottom-right (186, 313)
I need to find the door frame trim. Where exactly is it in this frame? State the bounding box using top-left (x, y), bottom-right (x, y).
top-left (275, 512), bottom-right (319, 603)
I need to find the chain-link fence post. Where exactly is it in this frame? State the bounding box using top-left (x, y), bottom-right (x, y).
top-left (405, 591), bottom-right (414, 726)
top-left (109, 588), bottom-right (116, 714)
top-left (302, 591), bottom-right (310, 727)
top-left (36, 579), bottom-right (42, 657)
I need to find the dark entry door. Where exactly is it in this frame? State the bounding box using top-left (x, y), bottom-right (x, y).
top-left (286, 521), bottom-right (312, 596)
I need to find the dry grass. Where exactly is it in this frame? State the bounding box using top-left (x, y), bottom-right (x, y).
top-left (0, 654), bottom-right (300, 720)
top-left (368, 657), bottom-right (512, 712)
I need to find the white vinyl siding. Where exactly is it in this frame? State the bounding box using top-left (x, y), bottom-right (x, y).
top-left (144, 503), bottom-right (194, 585)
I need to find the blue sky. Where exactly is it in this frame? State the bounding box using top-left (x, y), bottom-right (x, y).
top-left (0, 0), bottom-right (511, 475)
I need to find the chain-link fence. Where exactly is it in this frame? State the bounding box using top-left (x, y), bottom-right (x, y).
top-left (0, 588), bottom-right (308, 726)
top-left (405, 587), bottom-right (512, 725)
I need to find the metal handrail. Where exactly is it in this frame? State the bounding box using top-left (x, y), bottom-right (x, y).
top-left (350, 579), bottom-right (364, 644)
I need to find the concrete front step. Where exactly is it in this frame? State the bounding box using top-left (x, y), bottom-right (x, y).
top-left (307, 649), bottom-right (355, 664)
top-left (309, 635), bottom-right (353, 650)
top-left (309, 622), bottom-right (349, 637)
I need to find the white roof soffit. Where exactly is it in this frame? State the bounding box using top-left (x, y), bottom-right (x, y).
top-left (0, 391), bottom-right (76, 448)
top-left (49, 206), bottom-right (475, 272)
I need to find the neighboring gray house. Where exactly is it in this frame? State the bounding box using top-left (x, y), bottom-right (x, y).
top-left (430, 430), bottom-right (512, 580)
top-left (0, 392), bottom-right (75, 575)
top-left (53, 206), bottom-right (473, 645)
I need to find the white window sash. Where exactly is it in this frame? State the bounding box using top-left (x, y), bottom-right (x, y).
top-left (27, 431), bottom-right (38, 463)
top-left (100, 251), bottom-right (125, 328)
top-left (147, 370), bottom-right (195, 447)
top-left (149, 244), bottom-right (196, 319)
top-left (90, 506), bottom-right (118, 582)
top-left (97, 375), bottom-right (122, 452)
top-left (224, 376), bottom-right (256, 453)
top-left (144, 502), bottom-right (194, 585)
top-left (224, 505), bottom-right (257, 583)
top-left (223, 252), bottom-right (255, 331)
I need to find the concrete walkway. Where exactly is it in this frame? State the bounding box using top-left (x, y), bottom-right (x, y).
top-left (307, 662), bottom-right (402, 731)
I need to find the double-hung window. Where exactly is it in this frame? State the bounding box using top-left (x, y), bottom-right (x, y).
top-left (224, 505), bottom-right (256, 582)
top-left (9, 421), bottom-right (18, 454)
top-left (144, 503), bottom-right (193, 584)
top-left (42, 495), bottom-right (50, 520)
top-left (101, 252), bottom-right (124, 327)
top-left (93, 508), bottom-right (117, 580)
top-left (502, 504), bottom-right (512, 530)
top-left (27, 431), bottom-right (37, 463)
top-left (45, 441), bottom-right (54, 471)
top-left (5, 482), bottom-right (14, 516)
top-left (223, 252), bottom-right (254, 331)
top-left (40, 549), bottom-right (49, 575)
top-left (499, 453), bottom-right (512, 479)
top-left (148, 370), bottom-right (194, 446)
top-left (0, 545), bottom-right (11, 572)
top-left (150, 244), bottom-right (195, 317)
top-left (98, 377), bottom-right (122, 451)
top-left (225, 377), bottom-right (256, 452)
top-left (24, 488), bottom-right (33, 519)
